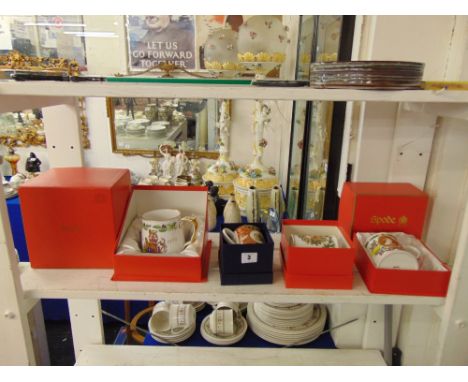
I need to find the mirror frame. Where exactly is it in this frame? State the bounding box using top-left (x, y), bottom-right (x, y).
top-left (106, 97), bottom-right (220, 159)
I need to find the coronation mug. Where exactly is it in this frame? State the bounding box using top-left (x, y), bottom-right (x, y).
top-left (141, 209), bottom-right (198, 254)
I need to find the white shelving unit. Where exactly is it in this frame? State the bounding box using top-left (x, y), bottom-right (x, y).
top-left (1, 80), bottom-right (467, 366)
top-left (1, 80), bottom-right (468, 102)
top-left (18, 233), bottom-right (444, 306)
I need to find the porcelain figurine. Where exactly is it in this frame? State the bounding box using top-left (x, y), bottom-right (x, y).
top-left (25, 152), bottom-right (41, 173)
top-left (159, 144), bottom-right (175, 180)
top-left (149, 156), bottom-right (160, 176)
top-left (223, 193), bottom-right (242, 224)
top-left (246, 186), bottom-right (260, 223)
top-left (189, 158), bottom-right (202, 185)
top-left (251, 101), bottom-right (271, 172)
top-left (202, 100), bottom-right (238, 199)
top-left (175, 147), bottom-right (190, 177)
top-left (207, 194), bottom-right (218, 231)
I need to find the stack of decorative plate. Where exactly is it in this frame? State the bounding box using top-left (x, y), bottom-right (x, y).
top-left (148, 302), bottom-right (196, 344)
top-left (310, 61), bottom-right (425, 90)
top-left (247, 303), bottom-right (327, 346)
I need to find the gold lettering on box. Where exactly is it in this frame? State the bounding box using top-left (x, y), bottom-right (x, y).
top-left (370, 215), bottom-right (398, 224)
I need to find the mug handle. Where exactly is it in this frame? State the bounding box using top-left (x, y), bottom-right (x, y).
top-left (222, 228), bottom-right (238, 244)
top-left (181, 216), bottom-right (198, 248)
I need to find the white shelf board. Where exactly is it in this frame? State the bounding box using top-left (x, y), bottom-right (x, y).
top-left (75, 344), bottom-right (387, 366)
top-left (19, 234), bottom-right (445, 306)
top-left (1, 80), bottom-right (468, 102)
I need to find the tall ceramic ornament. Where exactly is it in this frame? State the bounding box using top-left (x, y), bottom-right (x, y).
top-left (237, 16), bottom-right (289, 79)
top-left (202, 100), bottom-right (238, 199)
top-left (233, 101), bottom-right (279, 217)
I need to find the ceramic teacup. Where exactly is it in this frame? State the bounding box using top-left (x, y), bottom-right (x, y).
top-left (364, 233), bottom-right (421, 270)
top-left (141, 209), bottom-right (198, 254)
top-left (290, 234), bottom-right (339, 248)
top-left (149, 302), bottom-right (195, 334)
top-left (209, 302), bottom-right (239, 336)
top-left (222, 224), bottom-right (264, 245)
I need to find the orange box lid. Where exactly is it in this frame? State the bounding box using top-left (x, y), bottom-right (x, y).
top-left (20, 167), bottom-right (129, 189)
top-left (343, 182), bottom-right (426, 196)
top-left (338, 182), bottom-right (429, 238)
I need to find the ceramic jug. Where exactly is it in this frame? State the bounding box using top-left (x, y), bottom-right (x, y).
top-left (223, 193), bottom-right (242, 224)
top-left (207, 194), bottom-right (218, 231)
top-left (246, 186), bottom-right (260, 223)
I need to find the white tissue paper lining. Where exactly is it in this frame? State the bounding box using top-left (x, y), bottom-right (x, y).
top-left (117, 215), bottom-right (205, 257)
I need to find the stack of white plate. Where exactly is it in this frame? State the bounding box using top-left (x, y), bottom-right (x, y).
top-left (126, 118), bottom-right (150, 136)
top-left (188, 301), bottom-right (206, 312)
top-left (247, 303), bottom-right (327, 346)
top-left (147, 121), bottom-right (169, 137)
top-left (148, 303), bottom-right (196, 344)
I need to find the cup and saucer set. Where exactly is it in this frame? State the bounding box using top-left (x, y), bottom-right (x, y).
top-left (147, 301), bottom-right (249, 346)
top-left (148, 302), bottom-right (197, 344)
top-left (361, 232), bottom-right (423, 270)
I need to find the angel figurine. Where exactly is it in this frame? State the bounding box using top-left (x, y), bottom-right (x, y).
top-left (174, 147), bottom-right (190, 177)
top-left (159, 144), bottom-right (175, 180)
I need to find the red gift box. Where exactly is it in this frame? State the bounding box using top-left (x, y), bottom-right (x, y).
top-left (339, 182), bottom-right (451, 296)
top-left (112, 186), bottom-right (210, 282)
top-left (19, 167), bottom-right (131, 268)
top-left (280, 220), bottom-right (355, 289)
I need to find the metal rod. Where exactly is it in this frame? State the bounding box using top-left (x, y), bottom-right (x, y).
top-left (284, 316), bottom-right (361, 348)
top-left (384, 305), bottom-right (393, 366)
top-left (102, 309), bottom-right (180, 347)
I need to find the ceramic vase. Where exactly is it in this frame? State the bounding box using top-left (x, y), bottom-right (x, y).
top-left (207, 195), bottom-right (218, 231)
top-left (270, 185), bottom-right (283, 218)
top-left (246, 186), bottom-right (260, 223)
top-left (223, 194), bottom-right (242, 224)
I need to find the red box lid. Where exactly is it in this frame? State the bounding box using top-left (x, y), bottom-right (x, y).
top-left (338, 182), bottom-right (429, 238)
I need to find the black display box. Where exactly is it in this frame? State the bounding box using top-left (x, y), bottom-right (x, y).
top-left (218, 223), bottom-right (274, 285)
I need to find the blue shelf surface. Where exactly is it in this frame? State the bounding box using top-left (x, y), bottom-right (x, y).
top-left (143, 304), bottom-right (336, 349)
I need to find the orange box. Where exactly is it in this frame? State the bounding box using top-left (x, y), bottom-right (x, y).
top-left (338, 182), bottom-right (429, 238)
top-left (355, 235), bottom-right (450, 296)
top-left (112, 186), bottom-right (210, 282)
top-left (280, 220), bottom-right (355, 289)
top-left (339, 182), bottom-right (451, 296)
top-left (19, 167), bottom-right (131, 268)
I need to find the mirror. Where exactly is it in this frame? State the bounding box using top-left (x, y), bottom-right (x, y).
top-left (107, 97), bottom-right (220, 159)
top-left (0, 98), bottom-right (90, 149)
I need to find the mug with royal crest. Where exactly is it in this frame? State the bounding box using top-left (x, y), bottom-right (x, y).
top-left (141, 209), bottom-right (198, 254)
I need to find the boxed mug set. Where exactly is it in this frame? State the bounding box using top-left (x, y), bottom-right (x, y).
top-left (113, 185), bottom-right (210, 282)
top-left (19, 167), bottom-right (211, 283)
top-left (219, 222), bottom-right (274, 285)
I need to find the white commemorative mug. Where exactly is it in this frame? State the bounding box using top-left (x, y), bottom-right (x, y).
top-left (141, 209), bottom-right (198, 254)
